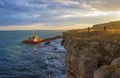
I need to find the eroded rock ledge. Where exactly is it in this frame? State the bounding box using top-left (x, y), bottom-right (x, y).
top-left (62, 30), bottom-right (120, 78)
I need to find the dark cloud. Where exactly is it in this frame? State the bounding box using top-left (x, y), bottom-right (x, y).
top-left (0, 0), bottom-right (120, 26)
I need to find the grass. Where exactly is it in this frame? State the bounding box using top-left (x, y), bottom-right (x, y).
top-left (63, 29), bottom-right (120, 41)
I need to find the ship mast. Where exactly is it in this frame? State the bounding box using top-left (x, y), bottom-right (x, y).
top-left (32, 29), bottom-right (35, 36)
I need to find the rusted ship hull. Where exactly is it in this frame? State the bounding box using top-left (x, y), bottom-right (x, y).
top-left (22, 36), bottom-right (62, 45)
top-left (22, 40), bottom-right (40, 45)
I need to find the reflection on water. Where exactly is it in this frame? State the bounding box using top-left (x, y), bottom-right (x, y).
top-left (0, 30), bottom-right (66, 78)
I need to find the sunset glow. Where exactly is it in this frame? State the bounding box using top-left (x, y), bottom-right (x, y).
top-left (0, 0), bottom-right (120, 30)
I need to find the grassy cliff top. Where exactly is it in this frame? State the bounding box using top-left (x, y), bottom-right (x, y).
top-left (63, 29), bottom-right (120, 41)
top-left (92, 21), bottom-right (120, 29)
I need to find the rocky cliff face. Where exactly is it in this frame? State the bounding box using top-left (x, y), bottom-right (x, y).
top-left (63, 30), bottom-right (120, 78)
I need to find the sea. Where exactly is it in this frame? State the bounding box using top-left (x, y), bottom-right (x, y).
top-left (0, 30), bottom-right (66, 78)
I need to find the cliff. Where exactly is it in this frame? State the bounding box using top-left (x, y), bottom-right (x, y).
top-left (92, 21), bottom-right (120, 29)
top-left (62, 30), bottom-right (120, 78)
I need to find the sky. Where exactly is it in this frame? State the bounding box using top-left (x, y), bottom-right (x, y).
top-left (0, 0), bottom-right (120, 30)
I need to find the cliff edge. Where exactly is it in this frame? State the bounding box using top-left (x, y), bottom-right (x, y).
top-left (63, 30), bottom-right (120, 78)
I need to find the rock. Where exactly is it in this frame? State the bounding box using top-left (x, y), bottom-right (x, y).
top-left (94, 65), bottom-right (111, 78)
top-left (94, 58), bottom-right (120, 78)
top-left (111, 58), bottom-right (120, 66)
top-left (110, 68), bottom-right (120, 78)
top-left (45, 41), bottom-right (51, 45)
top-left (62, 30), bottom-right (120, 78)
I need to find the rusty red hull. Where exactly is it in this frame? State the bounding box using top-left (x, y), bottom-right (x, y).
top-left (22, 36), bottom-right (62, 45)
top-left (22, 40), bottom-right (40, 45)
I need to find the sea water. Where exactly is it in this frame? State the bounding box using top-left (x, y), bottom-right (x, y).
top-left (0, 30), bottom-right (66, 78)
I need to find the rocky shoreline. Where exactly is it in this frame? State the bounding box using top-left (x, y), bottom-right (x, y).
top-left (62, 30), bottom-right (120, 78)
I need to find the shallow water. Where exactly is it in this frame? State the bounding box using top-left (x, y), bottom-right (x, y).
top-left (0, 30), bottom-right (65, 78)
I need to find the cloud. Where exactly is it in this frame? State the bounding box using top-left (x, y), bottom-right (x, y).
top-left (0, 23), bottom-right (47, 30)
top-left (79, 0), bottom-right (120, 11)
top-left (0, 0), bottom-right (120, 30)
top-left (0, 23), bottom-right (92, 30)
